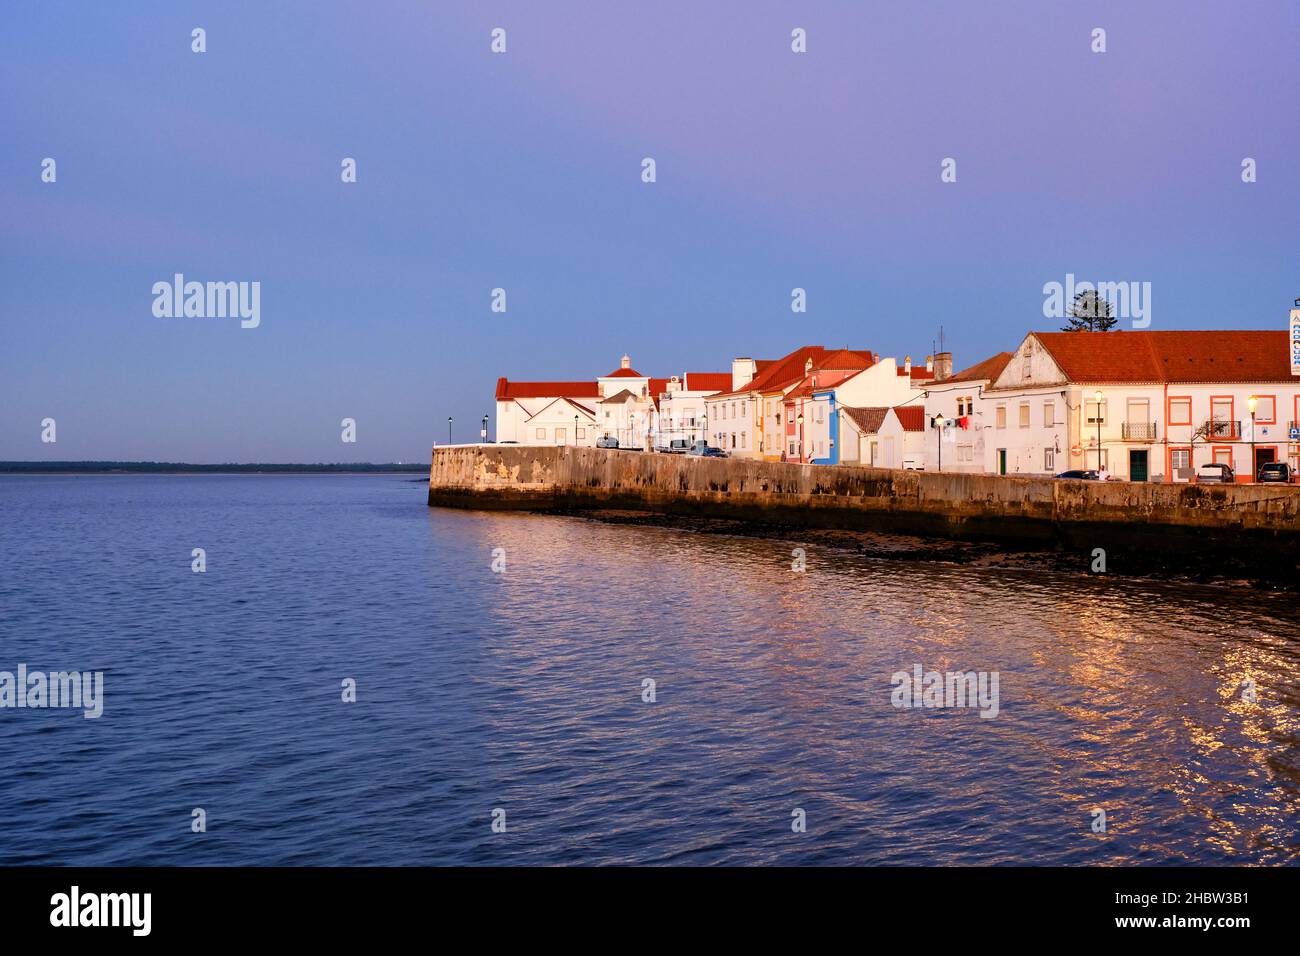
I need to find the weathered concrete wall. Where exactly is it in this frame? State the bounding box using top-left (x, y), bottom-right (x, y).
top-left (429, 445), bottom-right (1300, 566)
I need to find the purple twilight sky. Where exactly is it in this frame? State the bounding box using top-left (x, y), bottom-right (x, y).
top-left (2, 0), bottom-right (1298, 461)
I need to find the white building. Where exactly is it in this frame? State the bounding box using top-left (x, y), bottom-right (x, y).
top-left (494, 377), bottom-right (602, 445)
top-left (493, 354), bottom-right (728, 449)
top-left (972, 329), bottom-right (1300, 481)
top-left (920, 352), bottom-right (1013, 473)
top-left (656, 372), bottom-right (733, 446)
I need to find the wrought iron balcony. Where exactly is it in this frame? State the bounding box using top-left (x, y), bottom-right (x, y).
top-left (1121, 421), bottom-right (1158, 441)
top-left (1202, 419), bottom-right (1241, 440)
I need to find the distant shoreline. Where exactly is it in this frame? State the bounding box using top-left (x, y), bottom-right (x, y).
top-left (0, 462), bottom-right (426, 475)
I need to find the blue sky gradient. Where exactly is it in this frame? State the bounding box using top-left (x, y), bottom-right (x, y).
top-left (3, 1), bottom-right (1298, 460)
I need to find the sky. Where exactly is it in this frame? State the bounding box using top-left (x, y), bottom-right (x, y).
top-left (2, 0), bottom-right (1298, 462)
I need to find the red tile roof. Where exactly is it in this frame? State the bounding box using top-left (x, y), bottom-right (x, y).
top-left (898, 366), bottom-right (935, 381)
top-left (711, 346), bottom-right (875, 399)
top-left (785, 369), bottom-right (864, 398)
top-left (647, 377), bottom-right (671, 409)
top-left (604, 366), bottom-right (644, 378)
top-left (945, 352), bottom-right (1014, 384)
top-left (818, 349), bottom-right (874, 371)
top-left (683, 372), bottom-right (732, 392)
top-left (496, 377), bottom-right (601, 401)
top-left (841, 406), bottom-right (889, 434)
top-left (1030, 330), bottom-right (1294, 384)
top-left (892, 405), bottom-right (927, 432)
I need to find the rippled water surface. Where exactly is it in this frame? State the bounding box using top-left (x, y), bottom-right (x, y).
top-left (2, 474), bottom-right (1298, 865)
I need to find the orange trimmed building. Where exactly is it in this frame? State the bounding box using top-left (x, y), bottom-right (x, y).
top-left (956, 330), bottom-right (1300, 481)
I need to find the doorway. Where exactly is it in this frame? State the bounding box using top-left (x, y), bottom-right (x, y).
top-left (997, 449), bottom-right (1007, 475)
top-left (1254, 447), bottom-right (1277, 475)
top-left (1129, 449), bottom-right (1148, 482)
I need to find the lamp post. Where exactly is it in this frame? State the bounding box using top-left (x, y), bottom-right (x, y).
top-left (935, 414), bottom-right (945, 472)
top-left (797, 411), bottom-right (804, 462)
top-left (447, 416), bottom-right (453, 446)
top-left (1094, 390), bottom-right (1103, 472)
top-left (574, 414), bottom-right (579, 448)
top-left (481, 414), bottom-right (489, 443)
top-left (1248, 395), bottom-right (1257, 481)
top-left (701, 414), bottom-right (707, 449)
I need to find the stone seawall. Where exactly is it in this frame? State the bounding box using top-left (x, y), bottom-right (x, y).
top-left (428, 445), bottom-right (1300, 569)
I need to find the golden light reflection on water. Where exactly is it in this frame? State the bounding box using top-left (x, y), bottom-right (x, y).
top-left (437, 508), bottom-right (1300, 863)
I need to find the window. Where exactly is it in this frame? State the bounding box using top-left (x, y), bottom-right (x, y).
top-left (731, 433), bottom-right (736, 449)
top-left (1252, 396), bottom-right (1276, 424)
top-left (775, 413), bottom-right (782, 426)
top-left (1044, 448), bottom-right (1055, 471)
top-left (1171, 447), bottom-right (1191, 472)
top-left (995, 405), bottom-right (1006, 429)
top-left (1043, 401), bottom-right (1055, 427)
top-left (741, 432), bottom-right (747, 449)
top-left (816, 404), bottom-right (824, 423)
top-left (1018, 403), bottom-right (1030, 428)
top-left (1213, 447), bottom-right (1233, 467)
top-left (554, 427), bottom-right (566, 443)
top-left (958, 444), bottom-right (973, 462)
top-left (1127, 398), bottom-right (1149, 423)
top-left (1168, 397), bottom-right (1191, 426)
top-left (1086, 400), bottom-right (1107, 424)
top-left (535, 428), bottom-right (546, 439)
top-left (1211, 397), bottom-right (1233, 422)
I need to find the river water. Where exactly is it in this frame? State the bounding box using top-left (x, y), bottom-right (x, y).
top-left (1, 474), bottom-right (1297, 865)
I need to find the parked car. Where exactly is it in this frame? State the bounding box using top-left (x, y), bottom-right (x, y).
top-left (1054, 470), bottom-right (1099, 480)
top-left (1196, 462), bottom-right (1235, 484)
top-left (666, 439), bottom-right (693, 454)
top-left (687, 444), bottom-right (727, 458)
top-left (1257, 462), bottom-right (1292, 484)
top-left (595, 436), bottom-right (619, 449)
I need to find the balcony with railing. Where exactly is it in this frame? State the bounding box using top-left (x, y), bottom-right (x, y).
top-left (1121, 421), bottom-right (1158, 441)
top-left (1202, 419), bottom-right (1241, 440)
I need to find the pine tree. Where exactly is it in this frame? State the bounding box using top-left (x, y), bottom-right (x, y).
top-left (1061, 290), bottom-right (1118, 332)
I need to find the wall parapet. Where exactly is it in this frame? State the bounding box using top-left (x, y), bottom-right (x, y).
top-left (429, 446), bottom-right (1300, 565)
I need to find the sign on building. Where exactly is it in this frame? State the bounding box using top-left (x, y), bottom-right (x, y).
top-left (1291, 307), bottom-right (1300, 376)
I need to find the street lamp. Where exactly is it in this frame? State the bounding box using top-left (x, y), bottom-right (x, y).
top-left (934, 414), bottom-right (945, 472)
top-left (447, 416), bottom-right (453, 446)
top-left (797, 411), bottom-right (804, 462)
top-left (701, 414), bottom-right (707, 449)
top-left (1248, 395), bottom-right (1258, 480)
top-left (481, 414), bottom-right (489, 443)
top-left (1094, 390), bottom-right (1103, 472)
top-left (574, 414), bottom-right (578, 448)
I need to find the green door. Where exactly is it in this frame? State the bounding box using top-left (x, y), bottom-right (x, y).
top-left (997, 449), bottom-right (1007, 475)
top-left (1129, 450), bottom-right (1148, 482)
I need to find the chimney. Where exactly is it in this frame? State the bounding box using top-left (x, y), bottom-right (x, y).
top-left (933, 352), bottom-right (953, 381)
top-left (620, 353), bottom-right (631, 370)
top-left (926, 355), bottom-right (934, 373)
top-left (731, 357), bottom-right (756, 391)
top-left (903, 355), bottom-right (912, 374)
